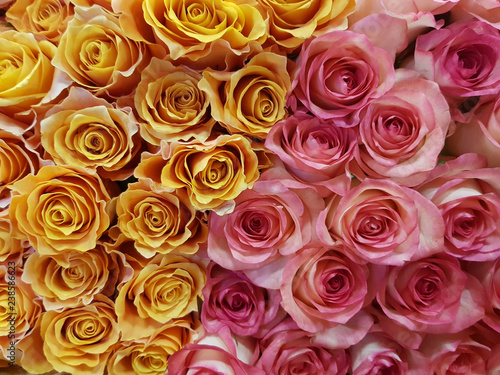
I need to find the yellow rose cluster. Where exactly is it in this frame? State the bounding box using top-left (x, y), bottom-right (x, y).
top-left (0, 0), bottom-right (355, 372)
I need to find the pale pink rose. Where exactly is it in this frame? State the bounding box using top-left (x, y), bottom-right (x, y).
top-left (201, 263), bottom-right (282, 337)
top-left (377, 254), bottom-right (485, 334)
top-left (352, 70), bottom-right (451, 187)
top-left (413, 19), bottom-right (500, 115)
top-left (290, 30), bottom-right (395, 127)
top-left (208, 180), bottom-right (324, 289)
top-left (447, 94), bottom-right (500, 168)
top-left (420, 332), bottom-right (491, 375)
top-left (317, 179), bottom-right (444, 265)
top-left (418, 153), bottom-right (500, 261)
top-left (349, 332), bottom-right (430, 375)
top-left (264, 111), bottom-right (357, 196)
top-left (451, 0), bottom-right (500, 30)
top-left (257, 317), bottom-right (350, 375)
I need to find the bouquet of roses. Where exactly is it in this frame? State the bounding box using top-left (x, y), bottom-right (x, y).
top-left (1, 0), bottom-right (500, 373)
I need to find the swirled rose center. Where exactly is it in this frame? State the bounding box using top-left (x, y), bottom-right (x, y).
top-left (241, 212), bottom-right (270, 238)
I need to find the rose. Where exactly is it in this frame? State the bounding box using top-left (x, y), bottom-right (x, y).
top-left (134, 58), bottom-right (216, 145)
top-left (377, 254), bottom-right (485, 334)
top-left (110, 180), bottom-right (208, 258)
top-left (413, 19), bottom-right (500, 112)
top-left (201, 263), bottom-right (282, 336)
top-left (280, 244), bottom-right (377, 333)
top-left (257, 0), bottom-right (355, 52)
top-left (451, 0), bottom-right (500, 29)
top-left (446, 94), bottom-right (500, 168)
top-left (135, 134), bottom-right (260, 212)
top-left (112, 0), bottom-right (267, 60)
top-left (257, 317), bottom-right (350, 375)
top-left (417, 154), bottom-right (500, 261)
top-left (41, 296), bottom-right (120, 375)
top-left (265, 111), bottom-right (357, 196)
top-left (9, 165), bottom-right (114, 255)
top-left (115, 254), bottom-right (206, 340)
top-left (107, 315), bottom-right (200, 375)
top-left (352, 72), bottom-right (451, 186)
top-left (40, 87), bottom-right (142, 180)
top-left (200, 51), bottom-right (292, 139)
top-left (6, 0), bottom-right (74, 42)
top-left (207, 179), bottom-right (323, 289)
top-left (0, 209), bottom-right (31, 265)
top-left (0, 129), bottom-right (41, 208)
top-left (0, 30), bottom-right (57, 121)
top-left (52, 5), bottom-right (151, 98)
top-left (317, 179), bottom-right (444, 265)
top-left (291, 30), bottom-right (395, 127)
top-left (21, 246), bottom-right (132, 310)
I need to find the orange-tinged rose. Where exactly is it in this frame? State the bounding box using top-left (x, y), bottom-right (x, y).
top-left (200, 51), bottom-right (292, 139)
top-left (53, 5), bottom-right (152, 98)
top-left (71, 0), bottom-right (112, 10)
top-left (9, 165), bottom-right (114, 255)
top-left (110, 180), bottom-right (208, 258)
top-left (258, 0), bottom-right (355, 52)
top-left (41, 87), bottom-right (142, 180)
top-left (107, 315), bottom-right (201, 375)
top-left (115, 254), bottom-right (206, 340)
top-left (0, 209), bottom-right (32, 266)
top-left (136, 135), bottom-right (260, 212)
top-left (113, 0), bottom-right (267, 60)
top-left (135, 58), bottom-right (216, 144)
top-left (41, 296), bottom-right (120, 375)
top-left (6, 0), bottom-right (74, 43)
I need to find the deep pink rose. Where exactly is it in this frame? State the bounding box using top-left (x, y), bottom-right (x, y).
top-left (413, 19), bottom-right (500, 110)
top-left (291, 30), bottom-right (395, 127)
top-left (377, 254), bottom-right (485, 334)
top-left (280, 243), bottom-right (376, 346)
top-left (264, 112), bottom-right (357, 196)
top-left (257, 317), bottom-right (350, 375)
top-left (352, 71), bottom-right (451, 187)
top-left (317, 179), bottom-right (444, 265)
top-left (201, 263), bottom-right (282, 337)
top-left (418, 153), bottom-right (500, 261)
top-left (208, 180), bottom-right (323, 289)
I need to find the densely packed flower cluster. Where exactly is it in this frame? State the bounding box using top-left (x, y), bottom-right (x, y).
top-left (1, 0), bottom-right (500, 373)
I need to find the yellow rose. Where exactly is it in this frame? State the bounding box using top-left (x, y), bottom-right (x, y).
top-left (107, 314), bottom-right (200, 375)
top-left (113, 0), bottom-right (267, 60)
top-left (41, 296), bottom-right (120, 375)
top-left (135, 58), bottom-right (216, 145)
top-left (9, 165), bottom-right (114, 255)
top-left (0, 209), bottom-right (31, 266)
top-left (41, 87), bottom-right (142, 180)
top-left (52, 5), bottom-right (151, 98)
top-left (0, 30), bottom-right (57, 120)
top-left (17, 312), bottom-right (54, 374)
top-left (200, 51), bottom-right (292, 139)
top-left (6, 0), bottom-right (74, 43)
top-left (21, 245), bottom-right (133, 309)
top-left (0, 130), bottom-right (41, 208)
top-left (115, 254), bottom-right (206, 340)
top-left (258, 0), bottom-right (355, 52)
top-left (135, 135), bottom-right (260, 212)
top-left (110, 180), bottom-right (208, 258)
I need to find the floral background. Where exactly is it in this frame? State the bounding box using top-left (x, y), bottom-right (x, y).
top-left (1, 0), bottom-right (500, 374)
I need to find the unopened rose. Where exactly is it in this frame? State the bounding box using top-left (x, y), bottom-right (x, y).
top-left (9, 165), bottom-right (114, 255)
top-left (134, 58), bottom-right (215, 144)
top-left (291, 30), bottom-right (395, 127)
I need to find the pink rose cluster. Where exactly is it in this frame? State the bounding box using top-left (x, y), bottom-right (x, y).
top-left (168, 11), bottom-right (500, 375)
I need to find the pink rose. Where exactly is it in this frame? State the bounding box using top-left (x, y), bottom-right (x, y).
top-left (352, 71), bottom-right (451, 187)
top-left (290, 30), bottom-right (395, 127)
top-left (451, 0), bottom-right (500, 29)
top-left (264, 112), bottom-right (357, 196)
top-left (257, 317), bottom-right (350, 375)
top-left (418, 153), bottom-right (500, 261)
top-left (413, 19), bottom-right (500, 113)
top-left (201, 263), bottom-right (282, 337)
top-left (377, 254), bottom-right (485, 334)
top-left (317, 179), bottom-right (444, 265)
top-left (208, 180), bottom-right (324, 289)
